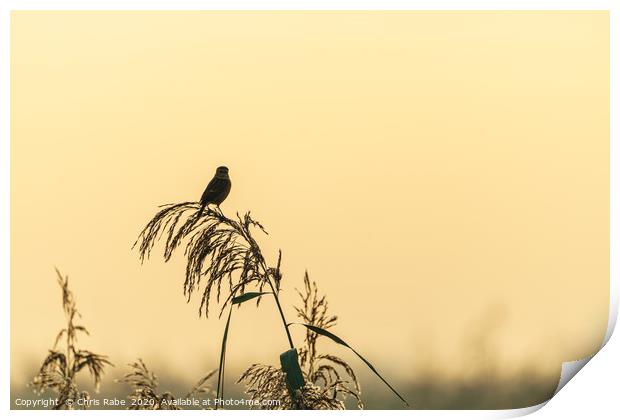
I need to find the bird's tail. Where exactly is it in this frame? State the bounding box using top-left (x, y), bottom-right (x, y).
top-left (195, 203), bottom-right (207, 220)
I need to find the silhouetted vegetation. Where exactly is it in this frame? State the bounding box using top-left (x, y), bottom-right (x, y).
top-left (29, 269), bottom-right (113, 409)
top-left (19, 268), bottom-right (558, 410)
top-left (20, 194), bottom-right (560, 411)
top-left (238, 273), bottom-right (362, 409)
top-left (133, 200), bottom-right (407, 409)
top-left (119, 359), bottom-right (216, 410)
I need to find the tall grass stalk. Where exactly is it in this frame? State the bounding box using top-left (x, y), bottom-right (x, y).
top-left (133, 204), bottom-right (297, 402)
top-left (134, 200), bottom-right (409, 409)
top-left (30, 269), bottom-right (113, 409)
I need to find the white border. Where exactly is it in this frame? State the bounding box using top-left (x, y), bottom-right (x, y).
top-left (2, 1), bottom-right (616, 419)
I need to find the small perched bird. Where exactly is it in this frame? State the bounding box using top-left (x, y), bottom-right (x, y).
top-left (196, 166), bottom-right (231, 218)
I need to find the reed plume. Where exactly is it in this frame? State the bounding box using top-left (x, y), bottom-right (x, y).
top-left (238, 272), bottom-right (362, 409)
top-left (133, 203), bottom-right (281, 319)
top-left (133, 201), bottom-right (294, 406)
top-left (119, 359), bottom-right (216, 410)
top-left (30, 269), bottom-right (113, 409)
top-left (134, 196), bottom-right (408, 409)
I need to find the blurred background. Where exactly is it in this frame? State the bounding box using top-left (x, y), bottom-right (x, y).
top-left (11, 11), bottom-right (609, 409)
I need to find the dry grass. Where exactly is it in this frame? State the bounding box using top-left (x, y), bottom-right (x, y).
top-left (133, 198), bottom-right (407, 409)
top-left (29, 269), bottom-right (113, 409)
top-left (133, 202), bottom-right (296, 406)
top-left (133, 203), bottom-right (278, 318)
top-left (238, 272), bottom-right (362, 409)
top-left (20, 267), bottom-right (556, 410)
top-left (119, 359), bottom-right (216, 410)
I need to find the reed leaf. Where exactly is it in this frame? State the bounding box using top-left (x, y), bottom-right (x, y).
top-left (280, 348), bottom-right (305, 407)
top-left (289, 323), bottom-right (409, 407)
top-left (232, 292), bottom-right (272, 305)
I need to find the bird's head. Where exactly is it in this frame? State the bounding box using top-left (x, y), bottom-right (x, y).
top-left (215, 166), bottom-right (229, 178)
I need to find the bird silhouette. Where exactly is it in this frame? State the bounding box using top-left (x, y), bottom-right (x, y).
top-left (196, 166), bottom-right (231, 218)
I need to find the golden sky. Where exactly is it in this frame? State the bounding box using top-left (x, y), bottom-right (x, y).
top-left (11, 11), bottom-right (609, 387)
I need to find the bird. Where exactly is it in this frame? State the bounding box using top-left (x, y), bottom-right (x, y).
top-left (196, 166), bottom-right (232, 219)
